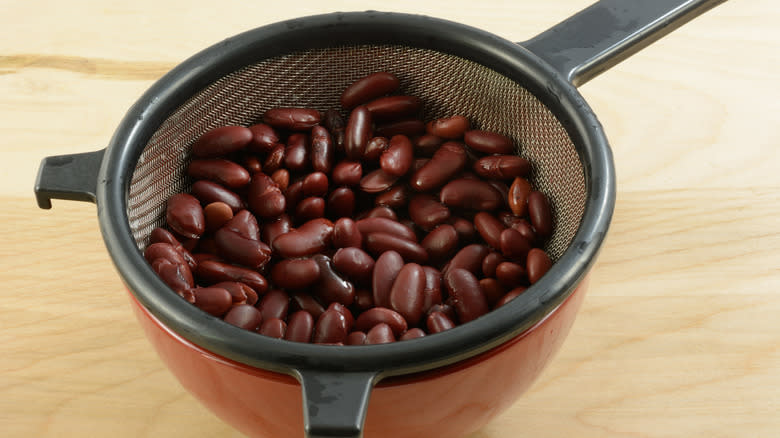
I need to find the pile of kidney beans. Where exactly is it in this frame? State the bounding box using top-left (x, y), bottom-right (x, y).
top-left (144, 72), bottom-right (554, 345)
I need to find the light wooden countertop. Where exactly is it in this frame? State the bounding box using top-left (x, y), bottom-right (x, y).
top-left (2, 1), bottom-right (778, 437)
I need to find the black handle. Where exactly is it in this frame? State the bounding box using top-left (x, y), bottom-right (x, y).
top-left (522, 0), bottom-right (726, 86)
top-left (297, 370), bottom-right (378, 438)
top-left (34, 149), bottom-right (105, 209)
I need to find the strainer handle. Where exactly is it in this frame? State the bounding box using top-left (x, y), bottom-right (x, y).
top-left (298, 370), bottom-right (377, 438)
top-left (34, 149), bottom-right (105, 209)
top-left (522, 0), bottom-right (726, 87)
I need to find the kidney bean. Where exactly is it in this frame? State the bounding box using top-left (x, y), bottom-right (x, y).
top-left (341, 72), bottom-right (399, 109)
top-left (263, 107), bottom-right (321, 131)
top-left (192, 126), bottom-right (252, 158)
top-left (474, 155), bottom-right (531, 180)
top-left (333, 247), bottom-right (375, 285)
top-left (389, 263), bottom-right (426, 326)
top-left (290, 292), bottom-right (325, 321)
top-left (354, 307), bottom-right (407, 336)
top-left (353, 289), bottom-right (374, 312)
top-left (331, 161), bottom-right (363, 186)
top-left (310, 125), bottom-right (334, 173)
top-left (295, 197), bottom-right (326, 222)
top-left (362, 206), bottom-right (397, 221)
top-left (356, 217), bottom-right (417, 242)
top-left (284, 179), bottom-right (305, 210)
top-left (479, 278), bottom-right (505, 307)
top-left (213, 281), bottom-right (258, 306)
top-left (448, 217), bottom-right (477, 243)
top-left (344, 106), bottom-right (372, 160)
top-left (242, 155), bottom-right (263, 174)
top-left (365, 233), bottom-right (428, 264)
top-left (192, 252), bottom-right (219, 265)
top-left (409, 141), bottom-right (467, 192)
top-left (440, 178), bottom-right (504, 211)
top-left (144, 242), bottom-right (188, 267)
top-left (473, 212), bottom-right (506, 250)
top-left (496, 287), bottom-right (528, 307)
top-left (327, 187), bottom-right (356, 218)
top-left (152, 258), bottom-right (194, 292)
top-left (374, 119), bottom-right (425, 138)
top-left (248, 123), bottom-right (279, 152)
top-left (526, 248), bottom-right (553, 284)
top-left (495, 262), bottom-right (526, 288)
top-left (427, 303), bottom-right (456, 321)
top-left (191, 180), bottom-right (244, 213)
top-left (363, 137), bottom-right (389, 162)
top-left (375, 184), bottom-right (408, 209)
top-left (204, 201), bottom-right (234, 232)
top-left (223, 304), bottom-right (263, 331)
top-left (365, 323), bottom-right (396, 344)
top-left (421, 224), bottom-right (459, 263)
top-left (263, 143), bottom-right (286, 174)
top-left (214, 227), bottom-right (271, 269)
top-left (223, 210), bottom-right (260, 240)
top-left (365, 95), bottom-right (421, 121)
top-left (408, 194), bottom-right (450, 231)
top-left (323, 108), bottom-right (345, 131)
top-left (313, 309), bottom-right (349, 344)
top-left (270, 169), bottom-right (290, 192)
top-left (196, 260), bottom-right (268, 295)
top-left (327, 302), bottom-right (355, 332)
top-left (247, 173), bottom-right (286, 219)
top-left (259, 318), bottom-right (287, 339)
top-left (445, 244), bottom-right (490, 276)
top-left (399, 328), bottom-right (426, 341)
top-left (332, 218), bottom-right (362, 249)
top-left (258, 289), bottom-right (290, 322)
top-left (508, 177), bottom-right (532, 217)
top-left (371, 251), bottom-right (404, 308)
top-left (500, 228), bottom-right (532, 261)
top-left (414, 134), bottom-right (444, 157)
top-left (359, 168), bottom-right (399, 194)
top-left (192, 286), bottom-right (233, 317)
top-left (380, 135), bottom-right (414, 176)
top-left (312, 254), bottom-right (355, 306)
top-left (511, 218), bottom-right (538, 245)
top-left (464, 130), bottom-right (514, 155)
top-left (166, 193), bottom-right (205, 239)
top-left (301, 172), bottom-right (328, 197)
top-left (444, 269), bottom-right (489, 323)
top-left (284, 310), bottom-right (314, 343)
top-left (260, 214), bottom-right (292, 246)
top-left (426, 115), bottom-right (469, 139)
top-left (188, 159), bottom-right (251, 189)
top-left (421, 266), bottom-right (443, 312)
top-left (177, 289), bottom-right (196, 303)
top-left (283, 133), bottom-right (308, 172)
top-left (270, 258), bottom-right (321, 290)
top-left (346, 331), bottom-right (367, 345)
top-left (273, 218), bottom-right (334, 258)
top-left (481, 252), bottom-right (505, 278)
top-left (527, 191), bottom-right (553, 239)
top-left (426, 311), bottom-right (456, 334)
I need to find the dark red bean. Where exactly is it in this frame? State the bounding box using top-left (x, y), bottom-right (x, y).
top-left (332, 218), bottom-right (362, 249)
top-left (290, 292), bottom-right (326, 321)
top-left (356, 217), bottom-right (417, 242)
top-left (331, 161), bottom-right (363, 186)
top-left (152, 258), bottom-right (194, 292)
top-left (408, 194), bottom-right (450, 231)
top-left (313, 309), bottom-right (349, 344)
top-left (323, 108), bottom-right (346, 131)
top-left (191, 252), bottom-right (219, 265)
top-left (421, 224), bottom-right (459, 262)
top-left (448, 217), bottom-right (477, 243)
top-left (372, 251), bottom-right (404, 309)
top-left (482, 252), bottom-right (505, 278)
top-left (511, 219), bottom-right (537, 245)
top-left (166, 193), bottom-right (205, 239)
top-left (496, 287), bottom-right (528, 307)
top-left (260, 214), bottom-right (292, 246)
top-left (247, 173), bottom-right (286, 219)
top-left (284, 310), bottom-right (314, 343)
top-left (374, 119), bottom-right (425, 138)
top-left (327, 302), bottom-right (355, 332)
top-left (526, 248), bottom-right (553, 284)
top-left (301, 172), bottom-right (329, 197)
top-left (440, 179), bottom-right (504, 211)
top-left (359, 168), bottom-right (399, 194)
top-left (242, 155), bottom-right (263, 174)
top-left (263, 107), bottom-right (321, 131)
top-left (196, 260), bottom-right (268, 295)
top-left (259, 318), bottom-right (287, 339)
top-left (426, 115), bottom-right (469, 139)
top-left (327, 187), bottom-right (356, 218)
top-left (188, 159), bottom-right (251, 189)
top-left (427, 303), bottom-right (456, 322)
top-left (464, 130), bottom-right (514, 154)
top-left (258, 289), bottom-right (290, 321)
top-left (214, 227), bottom-right (272, 269)
top-left (354, 307), bottom-right (407, 336)
top-left (474, 155), bottom-right (531, 180)
top-left (341, 72), bottom-right (399, 109)
top-left (362, 206), bottom-right (397, 221)
top-left (192, 286), bottom-right (233, 317)
top-left (411, 158), bottom-right (429, 173)
top-left (500, 228), bottom-right (533, 260)
top-left (363, 136), bottom-right (389, 162)
top-left (399, 328), bottom-right (426, 341)
top-left (389, 263), bottom-right (426, 326)
top-left (495, 262), bottom-right (526, 288)
top-left (487, 180), bottom-right (510, 209)
top-left (213, 281), bottom-right (258, 306)
top-left (192, 126), bottom-right (252, 158)
top-left (333, 247), bottom-right (375, 285)
top-left (345, 106), bottom-right (372, 160)
top-left (248, 123), bottom-right (279, 152)
top-left (270, 169), bottom-right (290, 192)
top-left (223, 304), bottom-right (263, 331)
top-left (445, 244), bottom-right (490, 276)
top-left (223, 210), bottom-right (260, 240)
top-left (365, 323), bottom-right (396, 344)
top-left (270, 258), bottom-right (321, 290)
top-left (508, 177), bottom-right (532, 217)
top-left (409, 142), bottom-right (467, 192)
top-left (479, 278), bottom-right (505, 307)
top-left (310, 125), bottom-right (334, 173)
top-left (353, 289), bottom-right (374, 312)
top-left (375, 184), bottom-right (409, 209)
top-left (272, 218), bottom-right (334, 258)
top-left (263, 143), bottom-right (286, 174)
top-left (284, 133), bottom-right (310, 172)
top-left (190, 180), bottom-right (244, 213)
top-left (422, 266), bottom-right (443, 313)
top-left (144, 242), bottom-right (188, 267)
top-left (414, 134), bottom-right (444, 157)
top-left (365, 233), bottom-right (428, 264)
top-left (295, 197), bottom-right (326, 222)
top-left (426, 311), bottom-right (456, 334)
top-left (473, 212), bottom-right (506, 250)
top-left (380, 135), bottom-right (414, 176)
top-left (444, 269), bottom-right (489, 323)
top-left (527, 191), bottom-right (553, 239)
top-left (365, 95), bottom-right (421, 121)
top-left (284, 179), bottom-right (305, 211)
top-left (204, 202), bottom-right (234, 232)
top-left (312, 254), bottom-right (355, 306)
top-left (346, 331), bottom-right (367, 345)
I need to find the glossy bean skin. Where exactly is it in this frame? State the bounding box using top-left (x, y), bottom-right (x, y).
top-left (190, 180), bottom-right (244, 213)
top-left (144, 242), bottom-right (188, 267)
top-left (312, 309), bottom-right (349, 344)
top-left (242, 155), bottom-right (263, 174)
top-left (463, 130), bottom-right (514, 154)
top-left (196, 260), bottom-right (268, 295)
top-left (152, 258), bottom-right (194, 293)
top-left (427, 303), bottom-right (457, 322)
top-left (414, 134), bottom-right (444, 157)
top-left (353, 289), bottom-right (374, 312)
top-left (284, 310), bottom-right (314, 343)
top-left (444, 268), bottom-right (489, 323)
top-left (356, 217), bottom-right (417, 242)
top-left (149, 228), bottom-right (197, 269)
top-left (327, 187), bottom-right (356, 218)
top-left (258, 289), bottom-right (290, 321)
top-left (440, 179), bottom-right (504, 211)
top-left (213, 281), bottom-right (258, 306)
top-left (526, 248), bottom-right (553, 284)
top-left (359, 168), bottom-right (398, 193)
top-left (259, 318), bottom-right (287, 339)
top-left (345, 106), bottom-right (372, 160)
top-left (247, 173), bottom-right (286, 219)
top-left (270, 258), bottom-right (321, 290)
top-left (508, 177), bottom-right (532, 217)
top-left (363, 137), bottom-right (389, 162)
top-left (495, 286), bottom-right (528, 307)
top-left (481, 252), bottom-right (505, 278)
top-left (310, 125), bottom-right (334, 173)
top-left (295, 197), bottom-right (326, 222)
top-left (188, 159), bottom-right (251, 189)
top-left (445, 244), bottom-right (490, 276)
top-left (511, 218), bottom-right (538, 245)
top-left (272, 218), bottom-right (334, 258)
top-left (365, 323), bottom-right (396, 344)
top-left (248, 123), bottom-right (279, 152)
top-left (223, 304), bottom-right (263, 331)
top-left (354, 307), bottom-right (407, 337)
top-left (166, 193), bottom-right (205, 239)
top-left (421, 224), bottom-right (459, 263)
top-left (312, 254), bottom-right (355, 306)
top-left (203, 202), bottom-right (234, 232)
top-left (284, 133), bottom-right (310, 173)
top-left (332, 218), bottom-right (362, 249)
top-left (333, 247), bottom-right (375, 285)
top-left (192, 126), bottom-right (252, 158)
top-left (346, 331), bottom-right (367, 345)
top-left (270, 168), bottom-right (290, 192)
top-left (328, 302), bottom-right (355, 332)
top-left (374, 119), bottom-right (425, 138)
top-left (495, 262), bottom-right (526, 288)
top-left (389, 263), bottom-right (426, 326)
top-left (365, 233), bottom-right (429, 264)
top-left (448, 217), bottom-right (477, 243)
top-left (473, 212), bottom-right (506, 250)
top-left (214, 227), bottom-right (271, 269)
top-left (371, 251), bottom-right (404, 309)
top-left (380, 135), bottom-right (414, 176)
top-left (409, 194), bottom-right (450, 231)
top-left (365, 95), bottom-right (421, 121)
top-left (422, 266), bottom-right (443, 313)
top-left (341, 72), bottom-right (399, 109)
top-left (478, 278), bottom-right (505, 307)
top-left (331, 161), bottom-right (363, 186)
top-left (224, 210), bottom-right (260, 240)
top-left (399, 328), bottom-right (426, 341)
top-left (260, 214), bottom-right (292, 246)
top-left (192, 286), bottom-right (233, 317)
top-left (374, 184), bottom-right (408, 209)
top-left (527, 191), bottom-right (553, 238)
top-left (262, 108), bottom-right (321, 131)
top-left (301, 172), bottom-right (329, 198)
top-left (263, 144), bottom-right (286, 174)
top-left (363, 206), bottom-right (397, 221)
top-left (290, 292), bottom-right (325, 321)
top-left (500, 228), bottom-right (533, 260)
top-left (426, 311), bottom-right (456, 334)
top-left (410, 142), bottom-right (467, 192)
top-left (474, 155), bottom-right (531, 180)
top-left (426, 115), bottom-right (469, 139)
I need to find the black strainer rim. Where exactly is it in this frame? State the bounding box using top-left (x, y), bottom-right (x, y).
top-left (97, 11), bottom-right (615, 376)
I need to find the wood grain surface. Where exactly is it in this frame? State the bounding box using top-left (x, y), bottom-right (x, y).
top-left (2, 1), bottom-right (778, 437)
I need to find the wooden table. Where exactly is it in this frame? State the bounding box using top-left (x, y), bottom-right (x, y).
top-left (3, 1), bottom-right (778, 436)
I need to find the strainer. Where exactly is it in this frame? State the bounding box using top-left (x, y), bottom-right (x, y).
top-left (35, 1), bottom-right (724, 437)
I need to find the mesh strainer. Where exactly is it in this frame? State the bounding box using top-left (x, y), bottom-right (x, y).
top-left (35, 1), bottom-right (724, 437)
